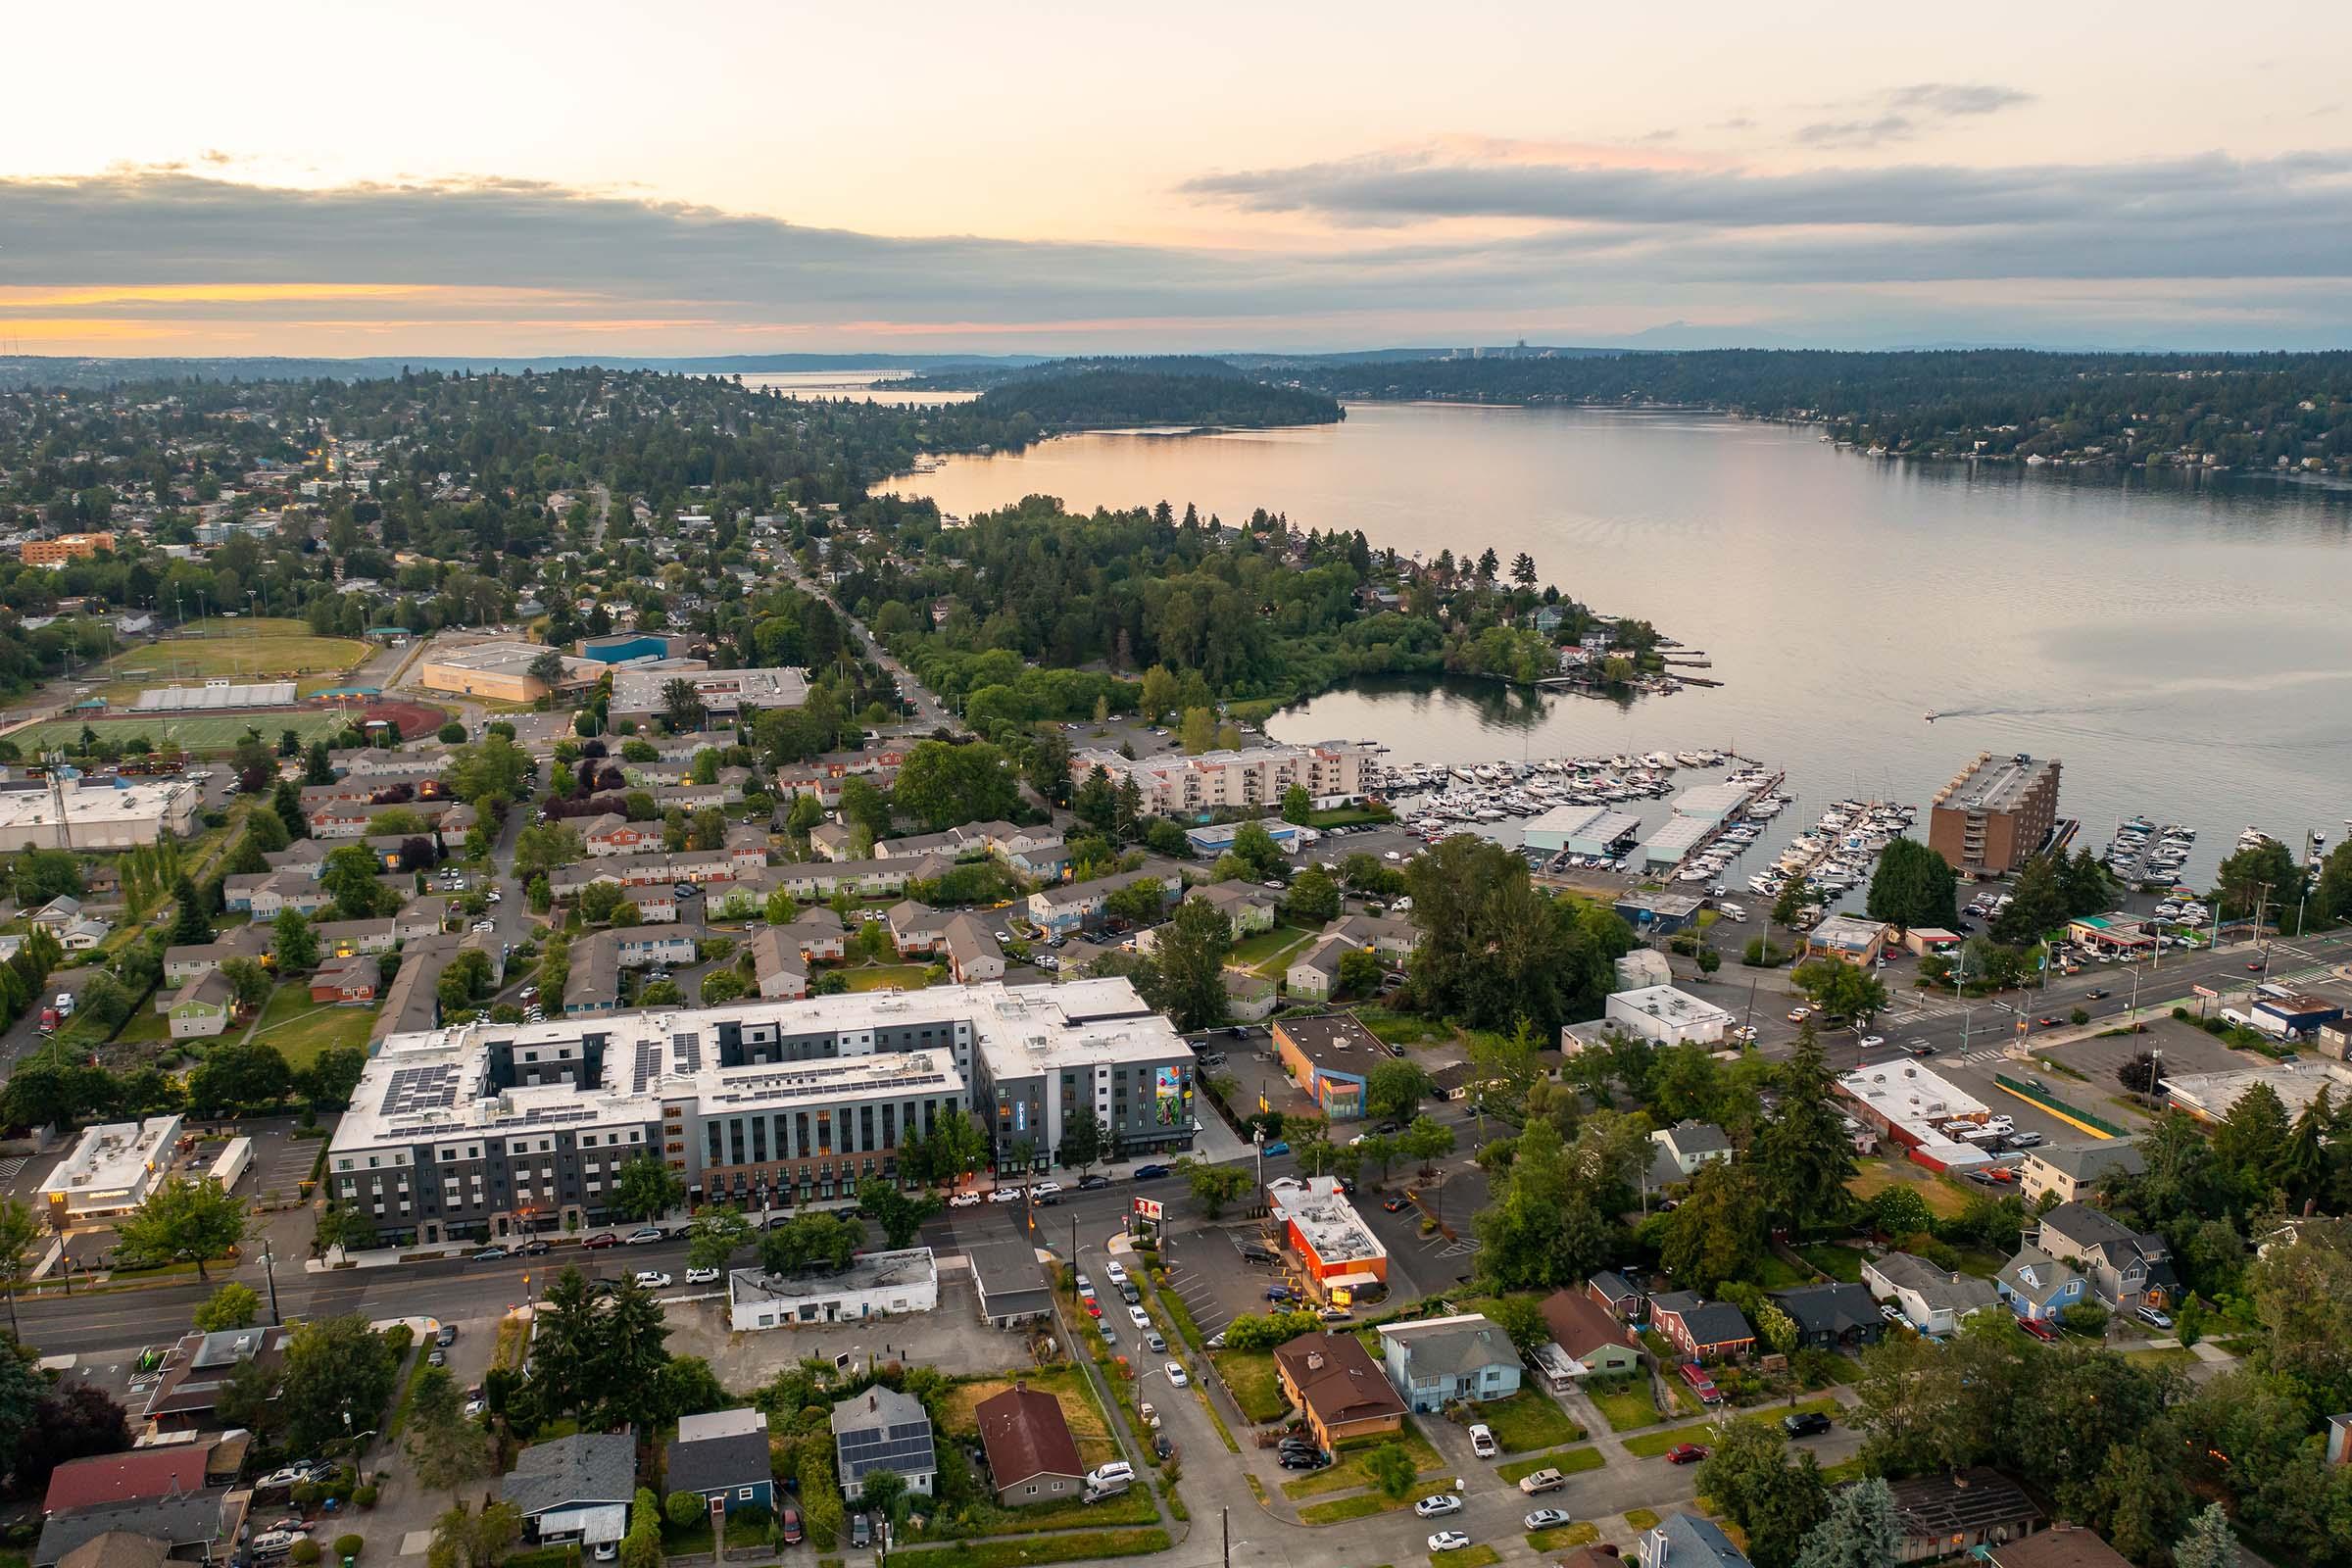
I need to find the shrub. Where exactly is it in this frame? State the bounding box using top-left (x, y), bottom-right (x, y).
top-left (664, 1492), bottom-right (704, 1530)
top-left (292, 1484), bottom-right (323, 1511)
top-left (334, 1536), bottom-right (365, 1561)
top-left (438, 723), bottom-right (467, 745)
top-left (2070, 1007), bottom-right (2089, 1025)
top-left (354, 1487), bottom-right (377, 1509)
top-left (292, 1541), bottom-right (321, 1565)
top-left (2058, 1301), bottom-right (2111, 1338)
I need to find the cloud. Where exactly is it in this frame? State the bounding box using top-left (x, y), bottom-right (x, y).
top-left (5, 160), bottom-right (2352, 353)
top-left (1796, 80), bottom-right (2036, 147)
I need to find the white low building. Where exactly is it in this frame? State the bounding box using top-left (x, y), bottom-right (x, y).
top-left (39, 1115), bottom-right (183, 1219)
top-left (727, 1248), bottom-right (940, 1331)
top-left (0, 781), bottom-right (201, 850)
top-left (1603, 985), bottom-right (1734, 1046)
top-left (1836, 1063), bottom-right (1996, 1169)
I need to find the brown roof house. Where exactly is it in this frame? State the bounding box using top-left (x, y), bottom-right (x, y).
top-left (1539, 1288), bottom-right (1642, 1380)
top-left (1273, 1330), bottom-right (1405, 1450)
top-left (973, 1384), bottom-right (1087, 1506)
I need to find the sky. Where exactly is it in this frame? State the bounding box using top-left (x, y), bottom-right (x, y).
top-left (6, 0), bottom-right (2351, 357)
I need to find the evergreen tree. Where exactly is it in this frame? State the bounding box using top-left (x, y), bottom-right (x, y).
top-left (1753, 1031), bottom-right (1858, 1234)
top-left (2173, 1501), bottom-right (2238, 1568)
top-left (168, 876), bottom-right (214, 947)
top-left (1794, 1476), bottom-right (1899, 1568)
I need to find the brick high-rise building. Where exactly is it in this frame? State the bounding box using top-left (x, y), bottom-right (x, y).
top-left (1928, 752), bottom-right (2062, 877)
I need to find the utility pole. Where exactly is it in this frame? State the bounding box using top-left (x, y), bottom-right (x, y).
top-left (260, 1241), bottom-right (282, 1325)
top-left (1221, 1507), bottom-right (1230, 1568)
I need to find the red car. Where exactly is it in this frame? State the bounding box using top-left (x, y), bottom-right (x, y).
top-left (2036, 1015), bottom-right (2064, 1028)
top-left (581, 1233), bottom-right (618, 1250)
top-left (2246, 961), bottom-right (2265, 972)
top-left (1665, 1444), bottom-right (1710, 1465)
top-left (1084, 1298), bottom-right (1102, 1318)
top-left (2015, 1315), bottom-right (2059, 1342)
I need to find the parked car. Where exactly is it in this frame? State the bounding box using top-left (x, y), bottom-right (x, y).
top-left (1145, 1332), bottom-right (1166, 1352)
top-left (624, 1227), bottom-right (663, 1246)
top-left (2136, 1305), bottom-right (2176, 1330)
top-left (685, 1266), bottom-right (721, 1285)
top-left (989, 1187), bottom-right (1025, 1204)
top-left (1163, 1361), bottom-right (1188, 1388)
top-left (634, 1271), bottom-right (672, 1289)
top-left (581, 1233), bottom-right (618, 1249)
top-left (1427, 1533), bottom-right (1472, 1553)
top-left (779, 1508), bottom-right (803, 1545)
top-left (1278, 1449), bottom-right (1325, 1471)
top-left (1383, 1197), bottom-right (1411, 1213)
top-left (435, 1324), bottom-right (458, 1347)
top-left (1517, 1468), bottom-right (1566, 1494)
top-left (1783, 1411), bottom-right (1833, 1437)
top-left (518, 1239), bottom-right (551, 1255)
top-left (470, 1246), bottom-right (508, 1261)
top-left (1525, 1509), bottom-right (1573, 1530)
top-left (851, 1513), bottom-right (871, 1549)
top-left (1415, 1494), bottom-right (1464, 1519)
top-left (1665, 1444), bottom-right (1711, 1464)
top-left (1133, 1163), bottom-right (1172, 1180)
top-left (1468, 1423), bottom-right (1496, 1458)
top-left (1260, 1140), bottom-right (1291, 1157)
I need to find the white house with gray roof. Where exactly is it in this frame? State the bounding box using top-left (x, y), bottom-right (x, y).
top-left (1375, 1312), bottom-right (1521, 1412)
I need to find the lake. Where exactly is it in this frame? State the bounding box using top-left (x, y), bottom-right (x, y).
top-left (740, 370), bottom-right (977, 407)
top-left (881, 403), bottom-right (2352, 886)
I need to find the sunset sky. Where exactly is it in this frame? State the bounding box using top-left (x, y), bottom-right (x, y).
top-left (7, 0), bottom-right (2350, 356)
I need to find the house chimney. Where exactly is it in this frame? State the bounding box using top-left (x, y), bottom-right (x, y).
top-left (868, 1393), bottom-right (878, 1412)
top-left (1306, 1351), bottom-right (1324, 1372)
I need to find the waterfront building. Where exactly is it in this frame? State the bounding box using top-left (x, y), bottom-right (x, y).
top-left (1928, 752), bottom-right (2062, 877)
top-left (1067, 741), bottom-right (1373, 817)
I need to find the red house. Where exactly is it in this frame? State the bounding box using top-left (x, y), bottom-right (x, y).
top-left (311, 955), bottom-right (381, 1004)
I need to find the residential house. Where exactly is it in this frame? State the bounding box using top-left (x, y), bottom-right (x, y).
top-left (1646, 1121), bottom-right (1733, 1190)
top-left (1860, 1251), bottom-right (2001, 1336)
top-left (1587, 1271), bottom-right (1646, 1323)
top-left (43, 1436), bottom-right (240, 1518)
top-left (223, 869), bottom-right (331, 918)
top-left (1187, 882), bottom-right (1277, 940)
top-left (393, 899), bottom-right (450, 943)
top-left (1376, 1312), bottom-right (1521, 1412)
top-left (663, 1409), bottom-right (773, 1516)
top-left (941, 914), bottom-right (1005, 983)
top-left (608, 927), bottom-right (697, 969)
top-left (1273, 1331), bottom-right (1406, 1449)
top-left (1640, 1512), bottom-right (1753, 1568)
top-left (1769, 1283), bottom-right (1886, 1350)
top-left (973, 1385), bottom-right (1088, 1507)
top-left (830, 1386), bottom-right (937, 1500)
top-left (887, 900), bottom-right (954, 956)
top-left (783, 906), bottom-right (846, 961)
top-left (564, 934), bottom-right (619, 1016)
top-left (750, 928), bottom-right (808, 1001)
top-left (165, 973), bottom-right (237, 1039)
top-left (1223, 969), bottom-right (1278, 1022)
top-left (314, 918), bottom-right (396, 958)
top-left (2036, 1200), bottom-right (2178, 1311)
top-left (1646, 1292), bottom-right (1755, 1362)
top-left (1323, 912), bottom-right (1418, 959)
top-left (808, 821), bottom-right (858, 860)
top-left (162, 924), bottom-right (270, 985)
top-left (310, 955), bottom-right (380, 1004)
top-left (1025, 859), bottom-right (1184, 938)
top-left (29, 896), bottom-right (84, 934)
top-left (1884, 1467), bottom-right (2043, 1564)
top-left (2018, 1142), bottom-right (2147, 1207)
top-left (500, 1431), bottom-right (636, 1550)
top-left (34, 1497), bottom-right (247, 1568)
top-left (1995, 1244), bottom-right (2086, 1322)
top-left (1980, 1526), bottom-right (2134, 1568)
top-left (1285, 934), bottom-right (1349, 1002)
top-left (1539, 1288), bottom-right (1643, 1379)
top-left (583, 814), bottom-right (658, 858)
top-left (141, 1326), bottom-right (291, 1430)
top-left (58, 916), bottom-right (112, 952)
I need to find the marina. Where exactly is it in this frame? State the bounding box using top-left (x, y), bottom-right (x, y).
top-left (1365, 743), bottom-right (1919, 920)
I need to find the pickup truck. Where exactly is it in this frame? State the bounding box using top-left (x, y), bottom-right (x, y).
top-left (1517, 1468), bottom-right (1567, 1494)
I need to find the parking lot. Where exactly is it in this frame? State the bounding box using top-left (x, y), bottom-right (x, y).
top-left (1159, 1222), bottom-right (1298, 1345)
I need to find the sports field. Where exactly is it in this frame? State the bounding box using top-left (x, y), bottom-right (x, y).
top-left (7, 710), bottom-right (356, 754)
top-left (92, 618), bottom-right (369, 703)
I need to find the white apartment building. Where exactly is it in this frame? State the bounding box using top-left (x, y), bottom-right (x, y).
top-left (1067, 741), bottom-right (1374, 817)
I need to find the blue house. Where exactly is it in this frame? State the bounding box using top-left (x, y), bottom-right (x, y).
top-left (1183, 819), bottom-right (1313, 857)
top-left (1995, 1244), bottom-right (2085, 1321)
top-left (1375, 1313), bottom-right (1521, 1412)
top-left (664, 1409), bottom-right (773, 1516)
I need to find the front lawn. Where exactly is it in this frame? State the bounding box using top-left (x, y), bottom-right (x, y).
top-left (1211, 1348), bottom-right (1292, 1423)
top-left (1526, 1524), bottom-right (1600, 1553)
top-left (1624, 1509), bottom-right (1661, 1532)
top-left (1621, 1398), bottom-right (1842, 1458)
top-left (1587, 1377), bottom-right (1671, 1432)
top-left (1746, 1252), bottom-right (1814, 1290)
top-left (1494, 1446), bottom-right (1603, 1484)
top-left (1280, 1424), bottom-right (1445, 1499)
top-left (842, 963), bottom-right (936, 993)
top-left (244, 982), bottom-right (374, 1067)
top-left (1475, 1389), bottom-right (1584, 1453)
top-left (2125, 1346), bottom-right (2201, 1371)
top-left (1297, 1494), bottom-right (1388, 1525)
top-left (891, 1529), bottom-right (1171, 1568)
top-left (1435, 1545), bottom-right (1499, 1568)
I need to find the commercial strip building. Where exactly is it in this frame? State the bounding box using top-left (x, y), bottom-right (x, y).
top-left (1802, 914), bottom-right (1890, 967)
top-left (1603, 985), bottom-right (1734, 1047)
top-left (1271, 1013), bottom-right (1385, 1120)
top-left (38, 1116), bottom-right (183, 1220)
top-left (0, 779), bottom-right (201, 851)
top-left (727, 1249), bottom-right (940, 1331)
top-left (1928, 752), bottom-right (2062, 877)
top-left (1835, 1062), bottom-right (1999, 1171)
top-left (1264, 1174), bottom-right (1388, 1301)
top-left (610, 664), bottom-right (809, 725)
top-left (1066, 740), bottom-right (1375, 817)
top-left (325, 979), bottom-right (1198, 1245)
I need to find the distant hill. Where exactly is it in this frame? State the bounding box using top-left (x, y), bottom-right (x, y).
top-left (965, 365), bottom-right (1343, 430)
top-left (903, 354), bottom-right (1258, 391)
top-left (0, 352), bottom-right (1042, 392)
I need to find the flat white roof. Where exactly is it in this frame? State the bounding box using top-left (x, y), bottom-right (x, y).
top-left (1265, 1174), bottom-right (1387, 1269)
top-left (1607, 985), bottom-right (1734, 1027)
top-left (1671, 782), bottom-right (1752, 819)
top-left (1641, 814), bottom-right (1712, 858)
top-left (0, 782), bottom-right (192, 830)
top-left (612, 664), bottom-right (808, 711)
top-left (39, 1116), bottom-right (180, 1200)
top-left (1838, 1063), bottom-right (1994, 1165)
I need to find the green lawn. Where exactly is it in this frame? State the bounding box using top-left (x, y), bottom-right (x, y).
top-left (1796, 1243), bottom-right (1866, 1283)
top-left (1622, 1398), bottom-right (1842, 1458)
top-left (1588, 1377), bottom-right (1671, 1432)
top-left (113, 1006), bottom-right (175, 1047)
top-left (1526, 1524), bottom-right (1600, 1553)
top-left (1494, 1446), bottom-right (1603, 1484)
top-left (1210, 1348), bottom-right (1291, 1423)
top-left (1817, 1457), bottom-right (1870, 1485)
top-left (244, 982), bottom-right (373, 1067)
top-left (891, 1529), bottom-right (1170, 1568)
top-left (13, 710), bottom-right (356, 756)
top-left (1298, 1494), bottom-right (1390, 1525)
top-left (1625, 1508), bottom-right (1661, 1532)
top-left (1476, 1390), bottom-right (1585, 1453)
top-left (1437, 1545), bottom-right (1498, 1568)
top-left (1746, 1252), bottom-right (1814, 1290)
top-left (1349, 1006), bottom-right (1452, 1048)
top-left (2125, 1346), bottom-right (2201, 1371)
top-left (841, 963), bottom-right (936, 993)
top-left (1280, 1425), bottom-right (1445, 1499)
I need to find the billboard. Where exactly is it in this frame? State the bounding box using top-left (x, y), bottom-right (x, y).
top-left (1134, 1198), bottom-right (1164, 1222)
top-left (1152, 1064), bottom-right (1191, 1128)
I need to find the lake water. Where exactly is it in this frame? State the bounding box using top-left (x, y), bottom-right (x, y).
top-left (881, 403), bottom-right (2352, 886)
top-left (739, 370), bottom-right (977, 407)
